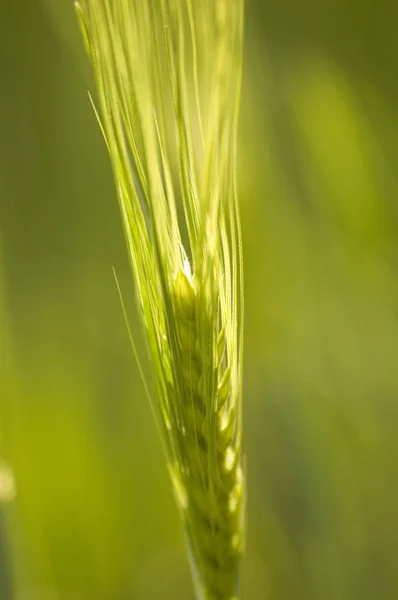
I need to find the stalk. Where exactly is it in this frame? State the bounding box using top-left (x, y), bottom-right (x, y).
top-left (75, 1), bottom-right (245, 598)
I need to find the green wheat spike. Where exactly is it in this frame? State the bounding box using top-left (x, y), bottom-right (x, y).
top-left (75, 1), bottom-right (245, 598)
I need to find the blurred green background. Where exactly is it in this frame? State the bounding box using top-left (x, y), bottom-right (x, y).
top-left (1, 0), bottom-right (398, 598)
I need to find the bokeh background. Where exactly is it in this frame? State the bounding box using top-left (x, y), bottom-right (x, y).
top-left (1, 0), bottom-right (398, 598)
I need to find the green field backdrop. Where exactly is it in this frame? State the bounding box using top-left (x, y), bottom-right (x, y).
top-left (1, 1), bottom-right (398, 598)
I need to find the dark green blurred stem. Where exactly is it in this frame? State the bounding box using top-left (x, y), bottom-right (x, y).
top-left (0, 510), bottom-right (14, 600)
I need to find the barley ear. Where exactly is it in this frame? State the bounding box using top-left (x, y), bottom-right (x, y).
top-left (75, 1), bottom-right (245, 598)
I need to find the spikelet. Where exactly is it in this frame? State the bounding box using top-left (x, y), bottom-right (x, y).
top-left (75, 1), bottom-right (245, 598)
top-left (171, 262), bottom-right (244, 599)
